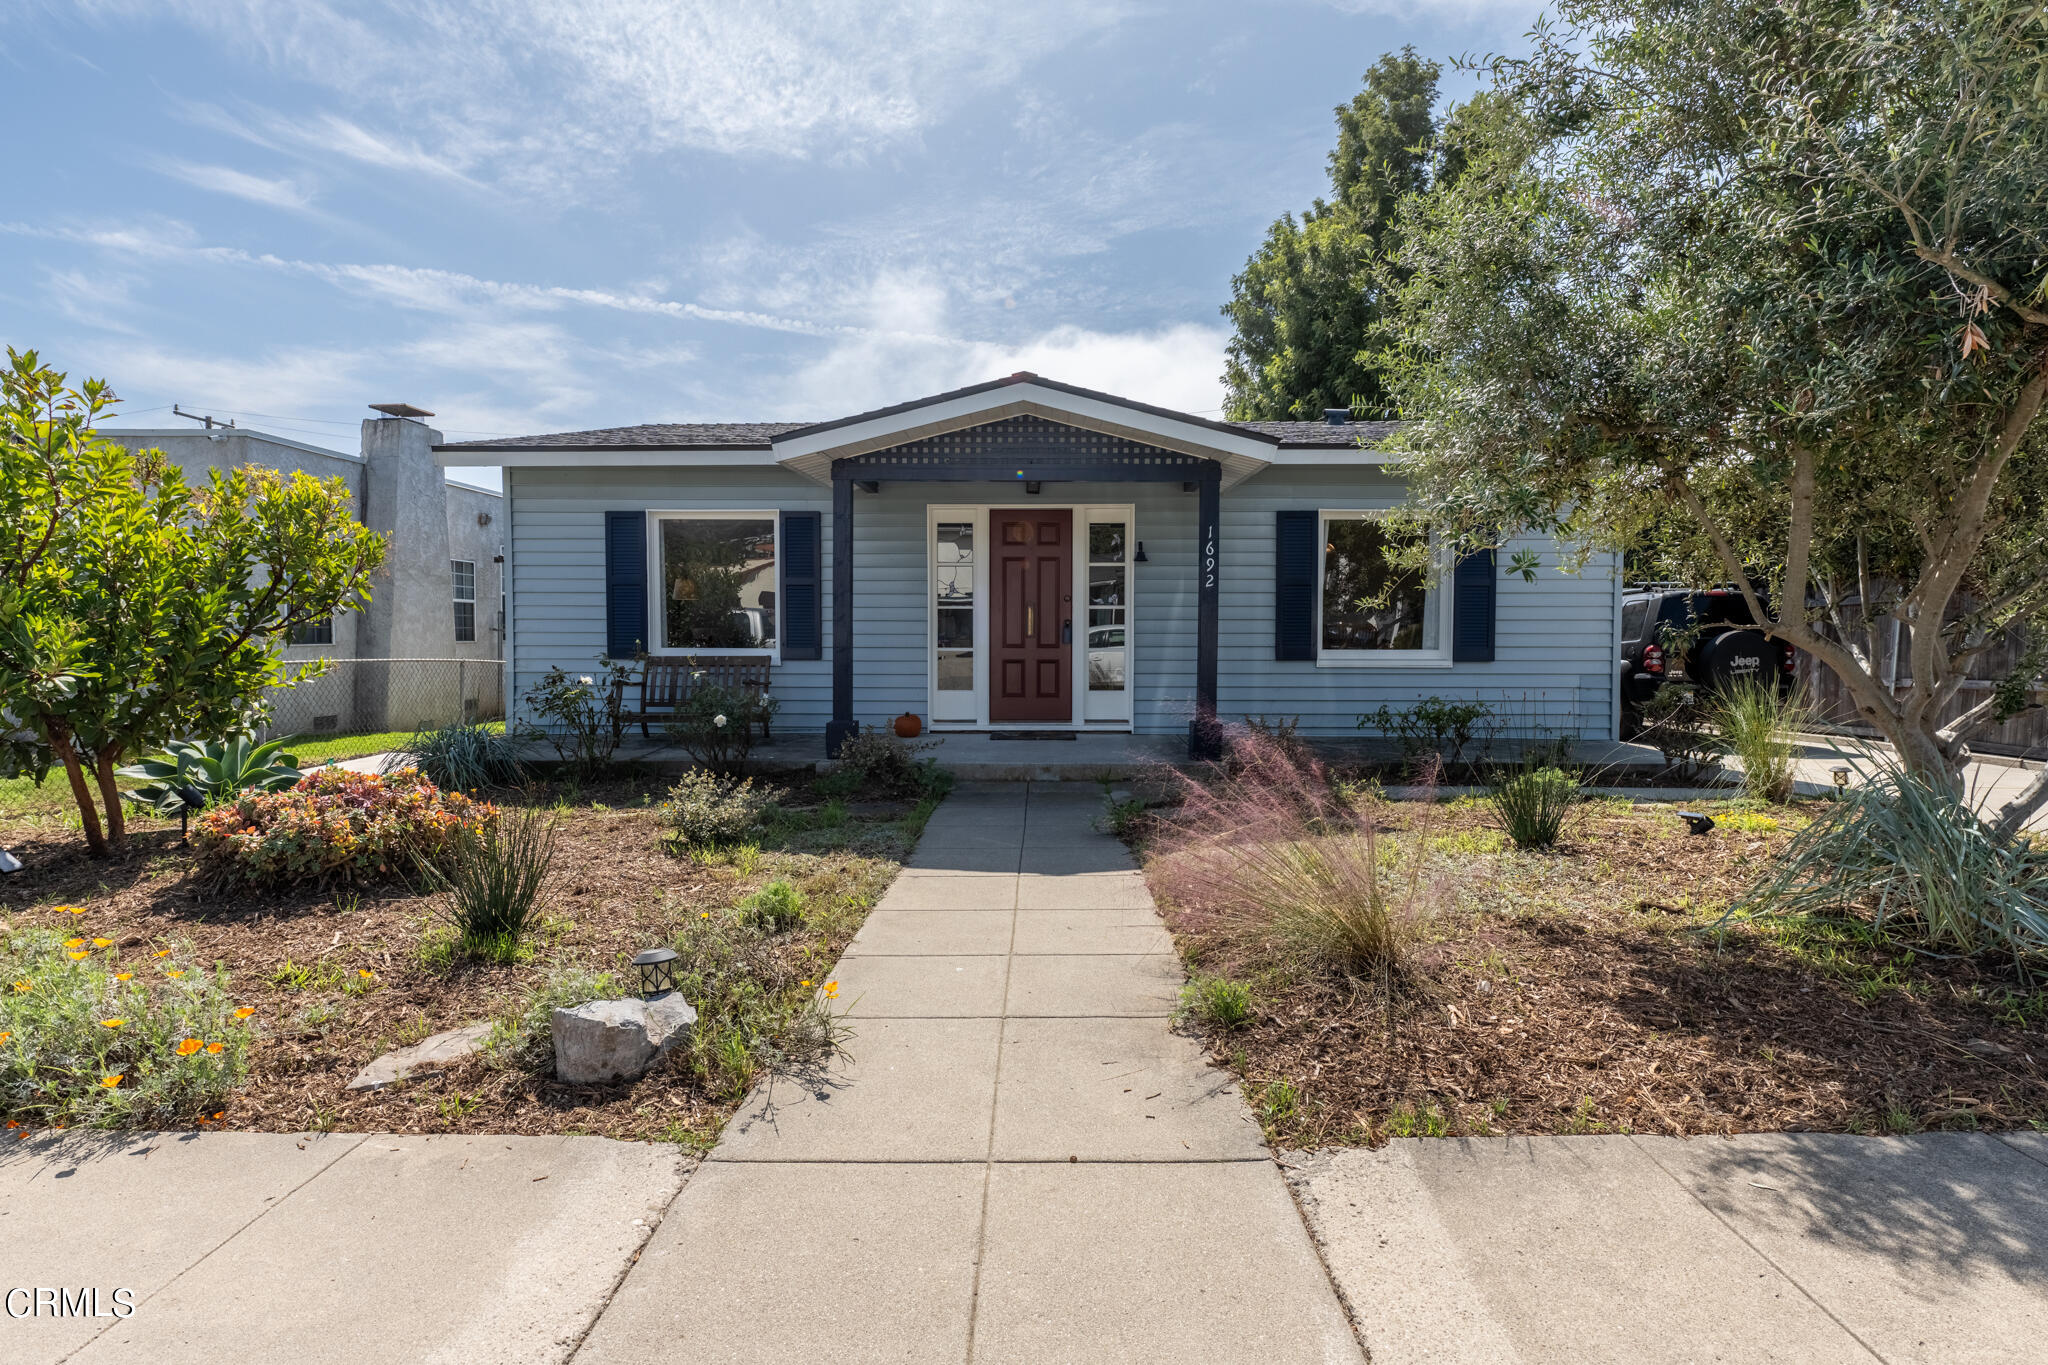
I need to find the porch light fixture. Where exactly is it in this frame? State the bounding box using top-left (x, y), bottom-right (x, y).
top-left (1025, 481), bottom-right (1042, 495)
top-left (632, 947), bottom-right (679, 999)
top-left (1133, 541), bottom-right (1148, 563)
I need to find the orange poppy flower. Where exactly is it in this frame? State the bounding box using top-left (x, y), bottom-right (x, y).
top-left (99, 1075), bottom-right (121, 1089)
top-left (67, 952), bottom-right (88, 961)
top-left (58, 905), bottom-right (84, 914)
top-left (233, 1006), bottom-right (255, 1019)
top-left (10, 980), bottom-right (27, 993)
top-left (92, 938), bottom-right (112, 948)
top-left (176, 1038), bottom-right (204, 1056)
top-left (167, 970), bottom-right (185, 979)
top-left (101, 1018), bottom-right (125, 1029)
top-left (0, 1032), bottom-right (10, 1045)
top-left (206, 1042), bottom-right (224, 1054)
top-left (64, 937), bottom-right (85, 948)
top-left (114, 973), bottom-right (132, 982)
top-left (152, 949), bottom-right (171, 958)
top-left (358, 969), bottom-right (374, 979)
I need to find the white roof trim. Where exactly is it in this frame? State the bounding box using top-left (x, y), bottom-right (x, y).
top-left (769, 382), bottom-right (1275, 488)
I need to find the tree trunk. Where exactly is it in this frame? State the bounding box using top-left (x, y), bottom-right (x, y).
top-left (49, 724), bottom-right (107, 857)
top-left (93, 749), bottom-right (127, 849)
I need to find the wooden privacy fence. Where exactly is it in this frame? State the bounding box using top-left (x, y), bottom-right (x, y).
top-left (1793, 608), bottom-right (2046, 758)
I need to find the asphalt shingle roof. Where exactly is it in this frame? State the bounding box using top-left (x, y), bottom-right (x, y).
top-left (436, 417), bottom-right (1398, 453)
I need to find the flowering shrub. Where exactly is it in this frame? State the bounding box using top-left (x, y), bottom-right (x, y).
top-left (1, 927), bottom-right (252, 1128)
top-left (194, 766), bottom-right (496, 887)
top-left (517, 660), bottom-right (636, 774)
top-left (664, 681), bottom-right (777, 773)
top-left (662, 769), bottom-right (779, 848)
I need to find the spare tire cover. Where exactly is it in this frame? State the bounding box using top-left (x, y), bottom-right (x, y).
top-left (1695, 628), bottom-right (1774, 693)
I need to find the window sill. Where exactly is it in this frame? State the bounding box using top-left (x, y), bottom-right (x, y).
top-left (646, 647), bottom-right (780, 662)
top-left (1314, 654), bottom-right (1455, 669)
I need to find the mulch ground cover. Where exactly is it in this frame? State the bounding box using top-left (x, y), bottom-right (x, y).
top-left (1146, 797), bottom-right (2048, 1147)
top-left (0, 771), bottom-right (913, 1146)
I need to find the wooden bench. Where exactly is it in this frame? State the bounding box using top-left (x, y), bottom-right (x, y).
top-left (618, 655), bottom-right (773, 740)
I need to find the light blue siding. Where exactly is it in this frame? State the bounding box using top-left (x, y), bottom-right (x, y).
top-left (507, 462), bottom-right (1618, 741)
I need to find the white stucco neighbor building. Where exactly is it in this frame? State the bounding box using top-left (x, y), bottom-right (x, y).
top-left (103, 408), bottom-right (504, 736)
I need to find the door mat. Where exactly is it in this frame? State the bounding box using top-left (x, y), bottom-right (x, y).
top-left (988, 730), bottom-right (1079, 741)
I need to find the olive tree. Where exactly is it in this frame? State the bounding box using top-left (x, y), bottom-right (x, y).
top-left (1380, 0), bottom-right (2048, 833)
top-left (1, 350), bottom-right (387, 854)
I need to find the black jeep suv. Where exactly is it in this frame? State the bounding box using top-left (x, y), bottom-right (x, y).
top-left (1618, 588), bottom-right (1797, 738)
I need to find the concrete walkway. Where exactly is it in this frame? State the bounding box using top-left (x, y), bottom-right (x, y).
top-left (575, 781), bottom-right (1362, 1364)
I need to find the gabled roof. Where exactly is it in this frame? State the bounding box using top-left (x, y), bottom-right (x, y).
top-left (432, 374), bottom-right (1399, 486)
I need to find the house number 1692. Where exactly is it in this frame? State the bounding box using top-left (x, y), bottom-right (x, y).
top-left (1203, 524), bottom-right (1216, 588)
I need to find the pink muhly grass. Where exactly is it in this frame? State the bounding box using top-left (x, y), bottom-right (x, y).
top-left (1147, 724), bottom-right (1445, 975)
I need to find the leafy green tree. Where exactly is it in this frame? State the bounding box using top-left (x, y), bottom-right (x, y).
top-left (1379, 0), bottom-right (2048, 832)
top-left (0, 350), bottom-right (387, 854)
top-left (1220, 47), bottom-right (1444, 420)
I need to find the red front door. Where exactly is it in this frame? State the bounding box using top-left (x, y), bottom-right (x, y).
top-left (990, 509), bottom-right (1073, 723)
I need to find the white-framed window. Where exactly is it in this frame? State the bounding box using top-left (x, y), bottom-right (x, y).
top-left (647, 511), bottom-right (779, 656)
top-left (1084, 512), bottom-right (1131, 720)
top-left (1316, 511), bottom-right (1449, 666)
top-left (451, 560), bottom-right (476, 642)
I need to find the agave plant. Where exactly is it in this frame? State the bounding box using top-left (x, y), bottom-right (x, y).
top-left (118, 735), bottom-right (304, 837)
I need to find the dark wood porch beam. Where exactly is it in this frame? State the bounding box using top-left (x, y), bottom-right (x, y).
top-left (826, 465), bottom-right (856, 758)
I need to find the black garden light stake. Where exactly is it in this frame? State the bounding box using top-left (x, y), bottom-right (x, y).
top-left (1831, 766), bottom-right (1851, 797)
top-left (632, 947), bottom-right (679, 999)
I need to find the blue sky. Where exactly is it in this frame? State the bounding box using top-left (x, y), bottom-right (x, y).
top-left (2, 0), bottom-right (1541, 487)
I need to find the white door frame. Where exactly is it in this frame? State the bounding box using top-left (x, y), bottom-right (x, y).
top-left (924, 501), bottom-right (1136, 731)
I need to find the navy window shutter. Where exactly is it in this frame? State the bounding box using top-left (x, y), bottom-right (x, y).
top-left (604, 511), bottom-right (647, 660)
top-left (1451, 547), bottom-right (1496, 662)
top-left (1275, 510), bottom-right (1317, 661)
top-left (780, 510), bottom-right (822, 660)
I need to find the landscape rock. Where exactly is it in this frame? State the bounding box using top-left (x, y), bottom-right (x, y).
top-left (553, 993), bottom-right (698, 1084)
top-left (348, 1022), bottom-right (492, 1091)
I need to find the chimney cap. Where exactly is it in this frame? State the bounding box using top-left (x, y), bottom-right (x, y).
top-left (1323, 407), bottom-right (1350, 426)
top-left (369, 402), bottom-right (434, 419)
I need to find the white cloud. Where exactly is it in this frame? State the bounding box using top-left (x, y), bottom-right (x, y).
top-left (73, 0), bottom-right (1137, 193)
top-left (763, 273), bottom-right (1228, 418)
top-left (153, 159), bottom-right (317, 213)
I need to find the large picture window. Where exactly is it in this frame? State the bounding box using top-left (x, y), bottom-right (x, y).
top-left (1318, 513), bottom-right (1443, 661)
top-left (653, 513), bottom-right (778, 652)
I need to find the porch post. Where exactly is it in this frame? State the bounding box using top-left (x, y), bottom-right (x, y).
top-left (826, 466), bottom-right (857, 757)
top-left (1191, 462), bottom-right (1223, 760)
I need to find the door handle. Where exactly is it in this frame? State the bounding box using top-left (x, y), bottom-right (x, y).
top-left (1062, 618), bottom-right (1072, 644)
top-left (1026, 605), bottom-right (1035, 636)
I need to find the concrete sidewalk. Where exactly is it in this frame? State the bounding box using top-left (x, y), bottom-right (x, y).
top-left (1291, 1131), bottom-right (2048, 1364)
top-left (1, 1130), bottom-right (686, 1364)
top-left (574, 781), bottom-right (1362, 1364)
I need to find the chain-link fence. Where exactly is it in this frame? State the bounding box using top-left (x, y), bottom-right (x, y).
top-left (258, 658), bottom-right (505, 740)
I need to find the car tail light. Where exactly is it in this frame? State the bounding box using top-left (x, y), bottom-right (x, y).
top-left (1644, 643), bottom-right (1665, 675)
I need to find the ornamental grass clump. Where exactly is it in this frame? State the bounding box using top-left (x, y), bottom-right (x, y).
top-left (194, 766), bottom-right (496, 888)
top-left (1735, 757), bottom-right (2048, 967)
top-left (1715, 680), bottom-right (1811, 804)
top-left (397, 721), bottom-right (523, 791)
top-left (1149, 724), bottom-right (1444, 976)
top-left (433, 805), bottom-right (557, 963)
top-left (0, 927), bottom-right (252, 1128)
top-left (1484, 760), bottom-right (1581, 850)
